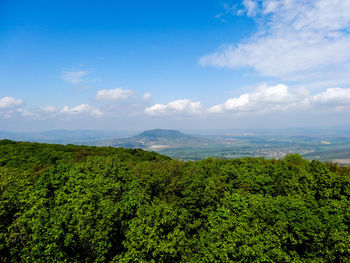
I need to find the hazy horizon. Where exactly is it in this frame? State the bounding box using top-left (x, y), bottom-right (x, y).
top-left (2, 126), bottom-right (350, 136)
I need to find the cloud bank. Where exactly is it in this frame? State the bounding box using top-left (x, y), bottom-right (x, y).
top-left (208, 84), bottom-right (350, 115)
top-left (3, 84), bottom-right (350, 121)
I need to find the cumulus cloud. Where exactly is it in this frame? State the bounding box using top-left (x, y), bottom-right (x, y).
top-left (95, 88), bottom-right (133, 101)
top-left (200, 0), bottom-right (350, 83)
top-left (0, 96), bottom-right (23, 108)
top-left (60, 70), bottom-right (89, 84)
top-left (208, 84), bottom-right (307, 114)
top-left (208, 84), bottom-right (350, 114)
top-left (311, 87), bottom-right (350, 105)
top-left (145, 99), bottom-right (202, 116)
top-left (0, 96), bottom-right (23, 118)
top-left (61, 104), bottom-right (102, 117)
top-left (17, 106), bottom-right (59, 119)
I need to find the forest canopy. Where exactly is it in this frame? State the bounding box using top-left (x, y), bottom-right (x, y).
top-left (0, 139), bottom-right (349, 262)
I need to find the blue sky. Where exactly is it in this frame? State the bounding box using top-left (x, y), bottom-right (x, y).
top-left (1, 0), bottom-right (350, 131)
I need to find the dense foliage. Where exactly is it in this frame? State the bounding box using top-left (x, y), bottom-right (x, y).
top-left (1, 139), bottom-right (349, 262)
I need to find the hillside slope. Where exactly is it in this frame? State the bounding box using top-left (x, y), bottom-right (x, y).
top-left (110, 128), bottom-right (211, 149)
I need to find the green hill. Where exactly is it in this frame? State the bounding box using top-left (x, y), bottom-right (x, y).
top-left (110, 129), bottom-right (211, 150)
top-left (134, 129), bottom-right (189, 139)
top-left (1, 139), bottom-right (349, 262)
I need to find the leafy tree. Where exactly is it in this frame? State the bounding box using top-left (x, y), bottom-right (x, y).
top-left (0, 140), bottom-right (349, 262)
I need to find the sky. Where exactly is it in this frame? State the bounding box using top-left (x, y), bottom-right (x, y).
top-left (1, 0), bottom-right (350, 132)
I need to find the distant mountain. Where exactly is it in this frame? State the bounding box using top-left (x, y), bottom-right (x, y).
top-left (110, 129), bottom-right (211, 150)
top-left (134, 129), bottom-right (189, 140)
top-left (0, 130), bottom-right (134, 145)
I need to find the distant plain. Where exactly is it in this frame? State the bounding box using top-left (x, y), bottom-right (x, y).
top-left (1, 128), bottom-right (350, 165)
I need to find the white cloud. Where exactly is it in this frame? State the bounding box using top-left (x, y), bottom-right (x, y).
top-left (0, 96), bottom-right (23, 108)
top-left (17, 108), bottom-right (39, 118)
top-left (311, 87), bottom-right (350, 105)
top-left (17, 106), bottom-right (59, 119)
top-left (208, 84), bottom-right (350, 115)
top-left (61, 104), bottom-right (102, 117)
top-left (208, 84), bottom-right (307, 114)
top-left (143, 92), bottom-right (152, 102)
top-left (215, 3), bottom-right (236, 20)
top-left (145, 99), bottom-right (202, 116)
top-left (200, 0), bottom-right (350, 83)
top-left (242, 0), bottom-right (258, 17)
top-left (95, 88), bottom-right (133, 101)
top-left (60, 70), bottom-right (89, 84)
top-left (0, 96), bottom-right (23, 118)
top-left (40, 106), bottom-right (58, 113)
top-left (17, 104), bottom-right (104, 119)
